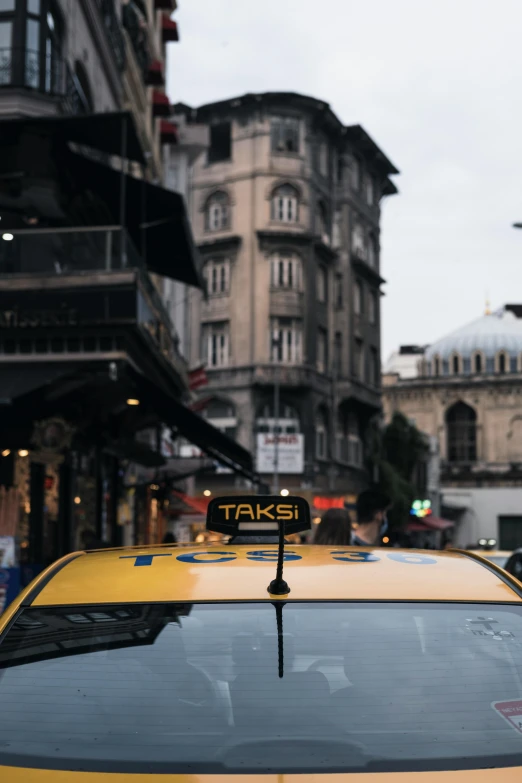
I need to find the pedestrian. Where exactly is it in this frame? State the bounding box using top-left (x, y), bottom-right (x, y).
top-left (352, 488), bottom-right (391, 546)
top-left (313, 507), bottom-right (353, 545)
top-left (162, 532), bottom-right (177, 545)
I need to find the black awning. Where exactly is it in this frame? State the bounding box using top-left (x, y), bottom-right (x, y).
top-left (0, 363), bottom-right (85, 405)
top-left (0, 111), bottom-right (145, 165)
top-left (68, 151), bottom-right (204, 289)
top-left (129, 370), bottom-right (257, 482)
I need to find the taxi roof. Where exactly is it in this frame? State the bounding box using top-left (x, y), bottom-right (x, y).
top-left (21, 544), bottom-right (522, 607)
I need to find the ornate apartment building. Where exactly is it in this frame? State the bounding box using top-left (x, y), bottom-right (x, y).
top-left (184, 92), bottom-right (399, 497)
top-left (383, 305), bottom-right (522, 549)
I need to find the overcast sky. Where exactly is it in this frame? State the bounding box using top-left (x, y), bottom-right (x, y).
top-left (167, 0), bottom-right (522, 360)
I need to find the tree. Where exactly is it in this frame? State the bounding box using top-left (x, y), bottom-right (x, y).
top-left (367, 413), bottom-right (428, 530)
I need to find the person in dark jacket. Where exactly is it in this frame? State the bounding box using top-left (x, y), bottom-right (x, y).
top-left (313, 508), bottom-right (353, 545)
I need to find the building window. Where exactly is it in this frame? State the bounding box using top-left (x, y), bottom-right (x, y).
top-left (19, 0), bottom-right (63, 94)
top-left (317, 265), bottom-right (327, 302)
top-left (472, 352), bottom-right (483, 374)
top-left (368, 290), bottom-right (377, 324)
top-left (370, 347), bottom-right (379, 386)
top-left (205, 399), bottom-right (237, 440)
top-left (317, 200), bottom-right (330, 244)
top-left (336, 155), bottom-right (344, 184)
top-left (256, 403), bottom-right (301, 435)
top-left (270, 318), bottom-right (302, 364)
top-left (271, 184), bottom-right (299, 223)
top-left (318, 143), bottom-right (328, 177)
top-left (317, 328), bottom-right (327, 373)
top-left (450, 353), bottom-right (461, 375)
top-left (367, 233), bottom-right (377, 268)
top-left (433, 355), bottom-right (441, 377)
top-left (205, 191), bottom-right (230, 232)
top-left (202, 322), bottom-right (229, 368)
top-left (316, 408), bottom-right (328, 459)
top-left (335, 274), bottom-right (343, 309)
top-left (351, 157), bottom-right (361, 190)
top-left (334, 332), bottom-right (342, 375)
top-left (366, 175), bottom-right (374, 205)
top-left (446, 402), bottom-right (477, 463)
top-left (337, 411), bottom-right (362, 466)
top-left (271, 116), bottom-right (300, 154)
top-left (354, 280), bottom-right (363, 316)
top-left (270, 251), bottom-right (302, 290)
top-left (204, 258), bottom-right (230, 295)
top-left (497, 351), bottom-right (509, 374)
top-left (208, 122), bottom-right (231, 164)
top-left (354, 338), bottom-right (364, 379)
top-left (352, 221), bottom-right (366, 259)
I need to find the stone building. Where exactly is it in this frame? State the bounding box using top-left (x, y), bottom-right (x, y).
top-left (182, 92), bottom-right (399, 499)
top-left (383, 305), bottom-right (522, 549)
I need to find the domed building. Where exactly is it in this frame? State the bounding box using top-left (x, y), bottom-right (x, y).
top-left (383, 304), bottom-right (522, 549)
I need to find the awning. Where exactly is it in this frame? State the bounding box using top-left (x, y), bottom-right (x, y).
top-left (160, 120), bottom-right (178, 144)
top-left (172, 491), bottom-right (209, 515)
top-left (129, 369), bottom-right (257, 482)
top-left (162, 16), bottom-right (179, 42)
top-left (68, 151), bottom-right (203, 289)
top-left (146, 59), bottom-right (165, 86)
top-left (0, 111), bottom-right (146, 165)
top-left (407, 517), bottom-right (454, 533)
top-left (155, 0), bottom-right (177, 9)
top-left (0, 363), bottom-right (85, 405)
top-left (152, 90), bottom-right (171, 117)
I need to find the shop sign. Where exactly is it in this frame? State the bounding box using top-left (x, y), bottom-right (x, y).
top-left (256, 434), bottom-right (304, 475)
top-left (31, 417), bottom-right (75, 465)
top-left (0, 306), bottom-right (77, 328)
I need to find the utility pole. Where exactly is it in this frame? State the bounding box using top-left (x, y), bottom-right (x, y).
top-left (271, 333), bottom-right (282, 494)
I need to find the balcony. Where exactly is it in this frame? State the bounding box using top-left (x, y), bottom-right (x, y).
top-left (0, 47), bottom-right (90, 116)
top-left (0, 226), bottom-right (183, 380)
top-left (0, 226), bottom-right (143, 276)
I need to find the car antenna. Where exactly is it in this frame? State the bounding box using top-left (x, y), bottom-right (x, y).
top-left (267, 517), bottom-right (290, 596)
top-left (273, 601), bottom-right (285, 678)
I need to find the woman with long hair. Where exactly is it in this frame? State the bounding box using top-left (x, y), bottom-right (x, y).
top-left (313, 507), bottom-right (353, 545)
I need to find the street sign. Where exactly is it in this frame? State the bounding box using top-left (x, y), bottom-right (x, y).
top-left (256, 434), bottom-right (304, 475)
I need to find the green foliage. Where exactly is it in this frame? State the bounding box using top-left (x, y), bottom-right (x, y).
top-left (368, 413), bottom-right (429, 530)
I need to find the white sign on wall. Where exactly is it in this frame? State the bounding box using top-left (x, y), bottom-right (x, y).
top-left (256, 434), bottom-right (304, 475)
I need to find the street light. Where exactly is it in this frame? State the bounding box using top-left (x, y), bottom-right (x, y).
top-left (271, 332), bottom-right (282, 494)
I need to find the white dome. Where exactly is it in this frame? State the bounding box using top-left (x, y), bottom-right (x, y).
top-left (425, 308), bottom-right (522, 362)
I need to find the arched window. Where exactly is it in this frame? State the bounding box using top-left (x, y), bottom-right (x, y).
top-left (256, 403), bottom-right (301, 435)
top-left (205, 191), bottom-right (230, 232)
top-left (270, 251), bottom-right (302, 290)
top-left (336, 410), bottom-right (362, 466)
top-left (497, 351), bottom-right (509, 374)
top-left (315, 408), bottom-right (328, 459)
top-left (450, 353), bottom-right (461, 375)
top-left (446, 402), bottom-right (477, 463)
top-left (432, 355), bottom-right (441, 377)
top-left (472, 352), bottom-right (483, 374)
top-left (271, 184), bottom-right (299, 224)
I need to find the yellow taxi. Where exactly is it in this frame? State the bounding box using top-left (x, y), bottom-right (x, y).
top-left (468, 539), bottom-right (512, 569)
top-left (1, 495), bottom-right (522, 781)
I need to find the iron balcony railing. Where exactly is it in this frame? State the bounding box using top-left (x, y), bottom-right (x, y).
top-left (0, 226), bottom-right (142, 276)
top-left (0, 225), bottom-right (181, 364)
top-left (96, 0), bottom-right (126, 72)
top-left (0, 47), bottom-right (91, 115)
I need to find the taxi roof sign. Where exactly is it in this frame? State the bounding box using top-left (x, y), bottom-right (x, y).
top-left (206, 495), bottom-right (311, 537)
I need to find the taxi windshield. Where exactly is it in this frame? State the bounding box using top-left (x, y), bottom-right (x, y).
top-left (1, 601), bottom-right (522, 774)
top-left (485, 555), bottom-right (509, 568)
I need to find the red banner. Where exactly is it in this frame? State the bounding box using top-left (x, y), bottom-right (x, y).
top-left (188, 366), bottom-right (208, 391)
